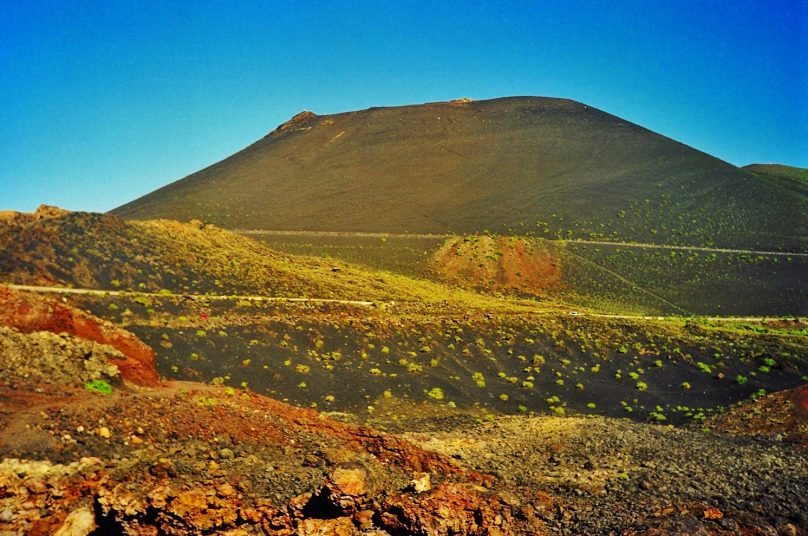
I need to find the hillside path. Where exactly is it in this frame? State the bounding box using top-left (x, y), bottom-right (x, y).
top-left (4, 284), bottom-right (375, 306)
top-left (559, 239), bottom-right (808, 257)
top-left (235, 229), bottom-right (450, 239)
top-left (6, 284), bottom-right (796, 324)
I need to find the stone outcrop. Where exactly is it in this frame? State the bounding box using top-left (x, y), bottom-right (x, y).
top-left (0, 285), bottom-right (158, 386)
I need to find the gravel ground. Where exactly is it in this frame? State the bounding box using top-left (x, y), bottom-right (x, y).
top-left (0, 326), bottom-right (120, 387)
top-left (407, 415), bottom-right (808, 534)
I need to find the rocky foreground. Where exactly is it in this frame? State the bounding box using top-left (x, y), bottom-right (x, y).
top-left (1, 285), bottom-right (806, 535)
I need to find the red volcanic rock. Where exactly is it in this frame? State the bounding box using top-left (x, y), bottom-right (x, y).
top-left (707, 382), bottom-right (808, 447)
top-left (0, 285), bottom-right (159, 386)
top-left (379, 483), bottom-right (548, 535)
top-left (794, 384), bottom-right (808, 417)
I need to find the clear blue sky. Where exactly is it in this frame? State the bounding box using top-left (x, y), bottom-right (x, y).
top-left (1, 0), bottom-right (806, 213)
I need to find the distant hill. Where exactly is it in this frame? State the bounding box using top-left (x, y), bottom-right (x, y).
top-left (743, 164), bottom-right (808, 197)
top-left (0, 207), bottom-right (495, 305)
top-left (743, 163), bottom-right (808, 182)
top-left (114, 97), bottom-right (806, 252)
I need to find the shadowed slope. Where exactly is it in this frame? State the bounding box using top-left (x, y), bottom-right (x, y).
top-left (114, 97), bottom-right (806, 251)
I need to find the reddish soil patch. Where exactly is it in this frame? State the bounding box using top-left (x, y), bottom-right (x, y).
top-left (792, 384), bottom-right (808, 418)
top-left (708, 384), bottom-right (808, 447)
top-left (0, 285), bottom-right (158, 386)
top-left (431, 235), bottom-right (561, 296)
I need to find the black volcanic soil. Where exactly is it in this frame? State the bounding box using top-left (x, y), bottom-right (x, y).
top-left (2, 334), bottom-right (807, 534)
top-left (2, 285), bottom-right (806, 534)
top-left (62, 290), bottom-right (807, 427)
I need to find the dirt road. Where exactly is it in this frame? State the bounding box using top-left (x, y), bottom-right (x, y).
top-left (5, 284), bottom-right (375, 307)
top-left (235, 229), bottom-right (808, 257)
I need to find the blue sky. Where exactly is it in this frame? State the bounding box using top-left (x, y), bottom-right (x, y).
top-left (1, 0), bottom-right (806, 212)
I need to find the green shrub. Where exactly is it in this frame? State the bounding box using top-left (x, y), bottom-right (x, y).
top-left (427, 387), bottom-right (445, 400)
top-left (85, 380), bottom-right (113, 395)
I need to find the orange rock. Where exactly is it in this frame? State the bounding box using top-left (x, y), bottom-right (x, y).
top-left (217, 482), bottom-right (236, 497)
top-left (169, 488), bottom-right (208, 518)
top-left (53, 507), bottom-right (96, 536)
top-left (331, 467), bottom-right (366, 497)
top-left (297, 517), bottom-right (358, 536)
top-left (409, 471), bottom-right (431, 493)
top-left (703, 507), bottom-right (724, 520)
top-left (355, 510), bottom-right (374, 530)
top-left (238, 507), bottom-right (262, 523)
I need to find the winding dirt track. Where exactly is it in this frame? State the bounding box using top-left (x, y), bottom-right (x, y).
top-left (236, 229), bottom-right (808, 257)
top-left (559, 239), bottom-right (808, 257)
top-left (235, 229), bottom-right (450, 240)
top-left (7, 284), bottom-right (800, 324)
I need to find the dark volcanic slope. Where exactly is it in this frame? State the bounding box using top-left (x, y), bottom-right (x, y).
top-left (114, 97), bottom-right (807, 251)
